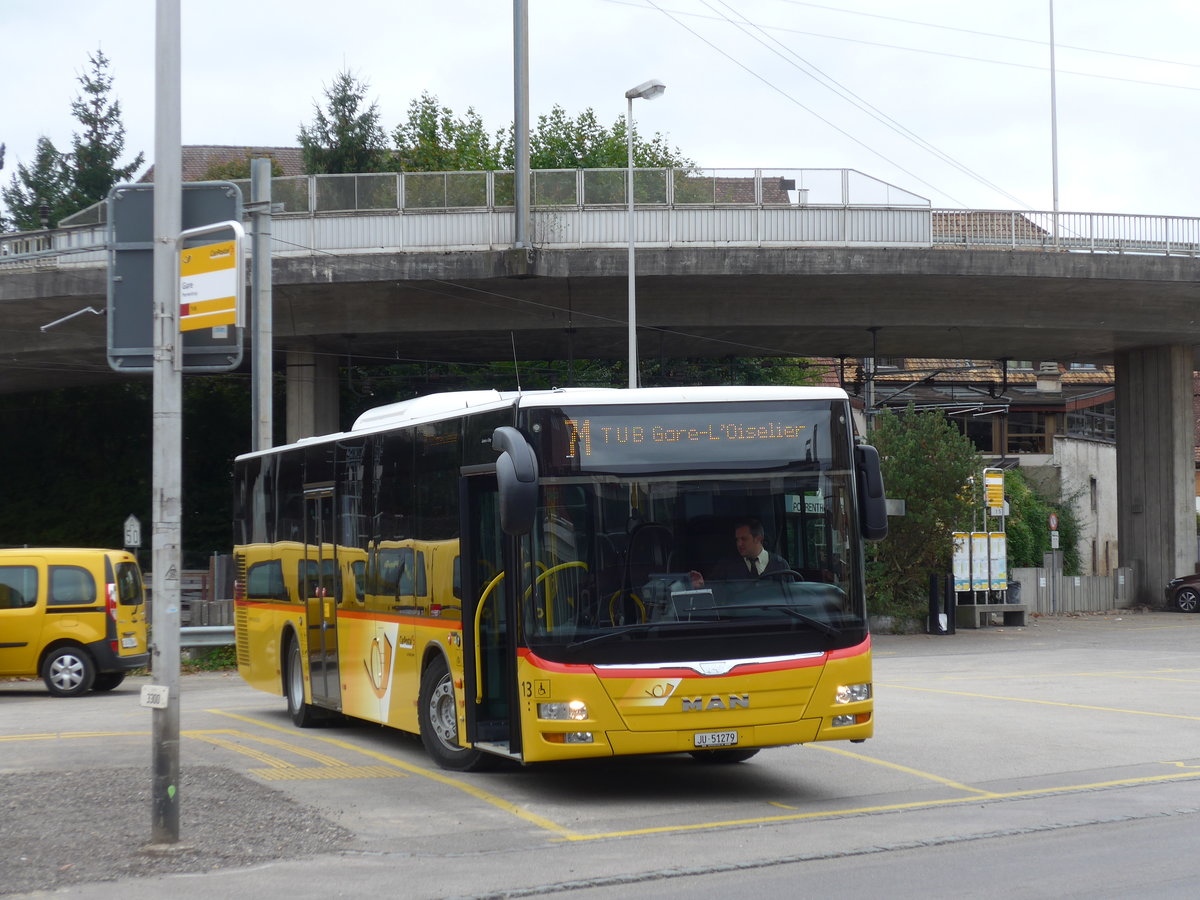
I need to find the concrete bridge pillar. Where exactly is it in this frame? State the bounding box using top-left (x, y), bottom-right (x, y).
top-left (285, 348), bottom-right (339, 443)
top-left (1115, 345), bottom-right (1196, 605)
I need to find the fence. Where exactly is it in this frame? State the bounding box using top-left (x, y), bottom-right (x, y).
top-left (4, 167), bottom-right (1197, 266)
top-left (1010, 563), bottom-right (1134, 615)
top-left (145, 555), bottom-right (235, 627)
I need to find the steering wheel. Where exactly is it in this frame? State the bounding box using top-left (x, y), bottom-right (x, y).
top-left (767, 568), bottom-right (806, 581)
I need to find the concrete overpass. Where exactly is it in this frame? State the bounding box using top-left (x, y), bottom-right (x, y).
top-left (2, 167), bottom-right (1198, 605)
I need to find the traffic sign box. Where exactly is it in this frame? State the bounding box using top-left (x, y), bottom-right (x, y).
top-left (106, 182), bottom-right (244, 373)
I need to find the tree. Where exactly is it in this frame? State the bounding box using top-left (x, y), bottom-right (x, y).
top-left (866, 406), bottom-right (981, 618)
top-left (393, 92), bottom-right (503, 171)
top-left (518, 105), bottom-right (692, 170)
top-left (1004, 468), bottom-right (1081, 574)
top-left (298, 70), bottom-right (389, 174)
top-left (1, 136), bottom-right (72, 230)
top-left (66, 49), bottom-right (144, 212)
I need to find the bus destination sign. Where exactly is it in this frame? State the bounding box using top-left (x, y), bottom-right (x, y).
top-left (533, 403), bottom-right (831, 473)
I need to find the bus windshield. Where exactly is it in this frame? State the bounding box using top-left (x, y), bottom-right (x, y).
top-left (518, 400), bottom-right (866, 665)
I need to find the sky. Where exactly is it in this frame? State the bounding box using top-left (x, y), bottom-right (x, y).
top-left (3, 0), bottom-right (1199, 217)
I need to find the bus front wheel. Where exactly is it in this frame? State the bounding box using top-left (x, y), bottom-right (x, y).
top-left (418, 658), bottom-right (493, 771)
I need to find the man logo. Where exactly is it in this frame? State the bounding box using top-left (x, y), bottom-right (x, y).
top-left (682, 694), bottom-right (749, 711)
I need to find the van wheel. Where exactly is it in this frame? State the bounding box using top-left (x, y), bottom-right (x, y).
top-left (286, 640), bottom-right (319, 727)
top-left (92, 672), bottom-right (126, 692)
top-left (688, 748), bottom-right (760, 764)
top-left (43, 646), bottom-right (95, 697)
top-left (418, 657), bottom-right (493, 771)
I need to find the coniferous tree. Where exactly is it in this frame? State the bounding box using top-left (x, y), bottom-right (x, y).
top-left (66, 49), bottom-right (144, 211)
top-left (298, 70), bottom-right (389, 174)
top-left (0, 136), bottom-right (72, 230)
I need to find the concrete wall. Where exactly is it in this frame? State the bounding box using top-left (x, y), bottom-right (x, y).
top-left (1052, 437), bottom-right (1120, 575)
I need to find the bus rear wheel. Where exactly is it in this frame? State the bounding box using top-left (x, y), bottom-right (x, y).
top-left (286, 639), bottom-right (320, 727)
top-left (418, 657), bottom-right (493, 771)
top-left (689, 748), bottom-right (760, 764)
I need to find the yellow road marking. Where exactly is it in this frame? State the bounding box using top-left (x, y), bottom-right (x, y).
top-left (191, 733), bottom-right (297, 768)
top-left (559, 767), bottom-right (1200, 841)
top-left (879, 683), bottom-right (1200, 721)
top-left (188, 729), bottom-right (348, 767)
top-left (250, 765), bottom-right (406, 781)
top-left (207, 709), bottom-right (577, 839)
top-left (0, 730), bottom-right (148, 742)
top-left (813, 744), bottom-right (1002, 797)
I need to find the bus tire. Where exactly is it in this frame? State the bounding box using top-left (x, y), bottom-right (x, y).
top-left (286, 639), bottom-right (320, 728)
top-left (418, 657), bottom-right (493, 771)
top-left (688, 748), bottom-right (760, 764)
top-left (91, 672), bottom-right (126, 692)
top-left (42, 646), bottom-right (95, 697)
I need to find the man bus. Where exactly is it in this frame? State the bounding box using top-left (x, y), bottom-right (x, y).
top-left (233, 386), bottom-right (887, 770)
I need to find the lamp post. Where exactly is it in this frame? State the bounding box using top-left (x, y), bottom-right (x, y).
top-left (625, 79), bottom-right (666, 389)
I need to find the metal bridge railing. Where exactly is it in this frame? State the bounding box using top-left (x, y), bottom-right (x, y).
top-left (3, 167), bottom-right (1198, 265)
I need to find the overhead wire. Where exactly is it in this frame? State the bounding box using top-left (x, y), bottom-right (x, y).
top-left (601, 0), bottom-right (1200, 93)
top-left (639, 0), bottom-right (971, 206)
top-left (703, 0), bottom-right (1035, 209)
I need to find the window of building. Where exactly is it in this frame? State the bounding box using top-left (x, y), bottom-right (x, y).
top-left (1066, 400), bottom-right (1115, 442)
top-left (1005, 411), bottom-right (1053, 454)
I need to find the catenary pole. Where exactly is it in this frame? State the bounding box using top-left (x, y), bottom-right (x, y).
top-left (513, 0), bottom-right (530, 249)
top-left (251, 158), bottom-right (273, 451)
top-left (150, 0), bottom-right (183, 844)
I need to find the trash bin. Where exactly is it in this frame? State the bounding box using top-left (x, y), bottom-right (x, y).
top-left (1007, 581), bottom-right (1021, 604)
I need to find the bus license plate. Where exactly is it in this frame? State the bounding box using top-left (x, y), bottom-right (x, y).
top-left (694, 730), bottom-right (738, 748)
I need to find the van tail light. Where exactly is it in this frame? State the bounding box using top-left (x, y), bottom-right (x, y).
top-left (106, 582), bottom-right (119, 621)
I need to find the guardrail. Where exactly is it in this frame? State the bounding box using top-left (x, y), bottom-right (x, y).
top-left (179, 625), bottom-right (234, 648)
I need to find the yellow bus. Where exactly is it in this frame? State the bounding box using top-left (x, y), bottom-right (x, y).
top-left (233, 387), bottom-right (887, 770)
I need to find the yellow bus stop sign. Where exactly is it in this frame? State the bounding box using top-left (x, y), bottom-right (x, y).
top-left (179, 238), bottom-right (240, 332)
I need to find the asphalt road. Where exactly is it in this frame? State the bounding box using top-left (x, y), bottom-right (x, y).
top-left (3, 611), bottom-right (1199, 899)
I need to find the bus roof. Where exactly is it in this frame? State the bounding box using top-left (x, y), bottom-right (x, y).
top-left (236, 385), bottom-right (850, 461)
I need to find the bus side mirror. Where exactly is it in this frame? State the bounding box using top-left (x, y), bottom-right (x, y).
top-left (855, 444), bottom-right (888, 541)
top-left (492, 426), bottom-right (538, 536)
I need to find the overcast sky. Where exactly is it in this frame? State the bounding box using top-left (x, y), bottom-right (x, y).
top-left (3, 0), bottom-right (1198, 216)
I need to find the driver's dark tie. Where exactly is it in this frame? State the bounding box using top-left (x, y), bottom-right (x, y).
top-left (748, 557), bottom-right (758, 577)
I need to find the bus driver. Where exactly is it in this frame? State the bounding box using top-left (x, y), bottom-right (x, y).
top-left (690, 518), bottom-right (790, 587)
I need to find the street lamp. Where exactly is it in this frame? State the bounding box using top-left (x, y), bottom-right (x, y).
top-left (625, 78), bottom-right (666, 389)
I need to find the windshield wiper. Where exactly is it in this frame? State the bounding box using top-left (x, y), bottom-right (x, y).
top-left (564, 623), bottom-right (663, 651)
top-left (708, 604), bottom-right (842, 637)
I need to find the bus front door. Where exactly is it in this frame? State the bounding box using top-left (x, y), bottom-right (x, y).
top-left (303, 487), bottom-right (341, 710)
top-left (461, 474), bottom-right (521, 759)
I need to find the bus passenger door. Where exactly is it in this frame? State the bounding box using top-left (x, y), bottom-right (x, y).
top-left (303, 487), bottom-right (341, 709)
top-left (461, 474), bottom-right (521, 759)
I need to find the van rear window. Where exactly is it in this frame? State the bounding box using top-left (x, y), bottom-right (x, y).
top-left (0, 565), bottom-right (37, 609)
top-left (49, 566), bottom-right (97, 606)
top-left (114, 562), bottom-right (144, 606)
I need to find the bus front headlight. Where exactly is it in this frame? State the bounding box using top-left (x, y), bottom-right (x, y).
top-left (836, 683), bottom-right (872, 704)
top-left (538, 700), bottom-right (589, 721)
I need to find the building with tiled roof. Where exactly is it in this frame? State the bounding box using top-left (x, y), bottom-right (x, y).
top-left (140, 146), bottom-right (305, 183)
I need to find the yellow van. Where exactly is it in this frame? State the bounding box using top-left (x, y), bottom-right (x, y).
top-left (0, 548), bottom-right (149, 696)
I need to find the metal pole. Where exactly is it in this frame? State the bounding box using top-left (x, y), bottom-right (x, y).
top-left (250, 158), bottom-right (273, 451)
top-left (1049, 0), bottom-right (1060, 250)
top-left (151, 0), bottom-right (183, 845)
top-left (626, 96), bottom-right (637, 389)
top-left (513, 0), bottom-right (530, 249)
